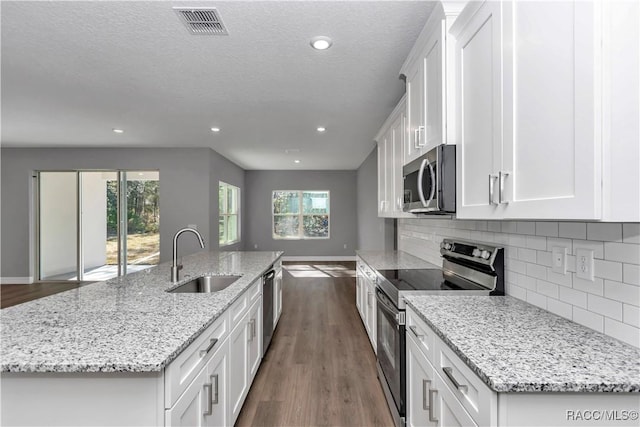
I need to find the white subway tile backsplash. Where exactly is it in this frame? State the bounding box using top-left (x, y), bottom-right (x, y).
top-left (516, 221), bottom-right (536, 235)
top-left (526, 291), bottom-right (547, 309)
top-left (536, 251), bottom-right (553, 267)
top-left (537, 280), bottom-right (559, 299)
top-left (546, 269), bottom-right (572, 287)
top-left (518, 248), bottom-right (537, 263)
top-left (623, 304), bottom-right (640, 328)
top-left (623, 264), bottom-right (639, 286)
top-left (587, 294), bottom-right (623, 321)
top-left (397, 219), bottom-right (640, 347)
top-left (526, 263), bottom-right (547, 280)
top-left (546, 237), bottom-right (572, 253)
top-left (622, 224), bottom-right (640, 244)
top-left (558, 222), bottom-right (587, 240)
top-left (536, 222), bottom-right (559, 237)
top-left (587, 223), bottom-right (623, 242)
top-left (572, 240), bottom-right (604, 259)
top-left (604, 242), bottom-right (640, 265)
top-left (573, 307), bottom-right (604, 332)
top-left (604, 280), bottom-right (640, 306)
top-left (594, 259), bottom-right (623, 281)
top-left (604, 318), bottom-right (640, 347)
top-left (573, 276), bottom-right (604, 296)
top-left (526, 236), bottom-right (547, 250)
top-left (559, 286), bottom-right (587, 308)
top-left (547, 298), bottom-right (573, 320)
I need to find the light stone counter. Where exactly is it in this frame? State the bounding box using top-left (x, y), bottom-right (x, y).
top-left (356, 250), bottom-right (439, 270)
top-left (1, 251), bottom-right (282, 373)
top-left (404, 295), bottom-right (640, 393)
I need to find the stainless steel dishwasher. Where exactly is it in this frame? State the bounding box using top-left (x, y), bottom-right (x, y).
top-left (262, 267), bottom-right (275, 356)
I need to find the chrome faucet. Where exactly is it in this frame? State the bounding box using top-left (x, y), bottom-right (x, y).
top-left (171, 227), bottom-right (205, 282)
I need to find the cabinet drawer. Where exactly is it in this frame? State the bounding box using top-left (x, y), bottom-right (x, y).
top-left (405, 306), bottom-right (436, 363)
top-left (165, 312), bottom-right (229, 408)
top-left (248, 278), bottom-right (262, 303)
top-left (434, 334), bottom-right (496, 426)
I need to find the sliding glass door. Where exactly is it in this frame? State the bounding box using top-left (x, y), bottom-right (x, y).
top-left (37, 170), bottom-right (159, 282)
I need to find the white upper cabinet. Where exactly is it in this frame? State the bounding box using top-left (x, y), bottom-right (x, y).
top-left (452, 0), bottom-right (639, 221)
top-left (402, 2), bottom-right (463, 165)
top-left (375, 95), bottom-right (411, 218)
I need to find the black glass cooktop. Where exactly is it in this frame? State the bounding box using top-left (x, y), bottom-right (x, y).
top-left (376, 268), bottom-right (486, 292)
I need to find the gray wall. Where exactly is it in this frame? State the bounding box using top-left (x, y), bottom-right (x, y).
top-left (0, 147), bottom-right (244, 279)
top-left (244, 170), bottom-right (357, 256)
top-left (356, 148), bottom-right (395, 251)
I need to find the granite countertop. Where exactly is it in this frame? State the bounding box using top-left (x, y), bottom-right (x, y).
top-left (356, 250), bottom-right (439, 270)
top-left (1, 251), bottom-right (282, 373)
top-left (404, 295), bottom-right (640, 393)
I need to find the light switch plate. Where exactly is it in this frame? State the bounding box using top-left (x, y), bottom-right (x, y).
top-left (576, 248), bottom-right (594, 281)
top-left (552, 246), bottom-right (567, 274)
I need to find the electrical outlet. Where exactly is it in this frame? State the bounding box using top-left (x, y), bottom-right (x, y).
top-left (552, 246), bottom-right (567, 274)
top-left (576, 248), bottom-right (594, 281)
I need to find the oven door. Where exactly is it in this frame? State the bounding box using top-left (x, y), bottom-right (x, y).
top-left (376, 288), bottom-right (406, 416)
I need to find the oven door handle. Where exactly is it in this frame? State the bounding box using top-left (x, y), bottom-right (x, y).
top-left (375, 289), bottom-right (401, 321)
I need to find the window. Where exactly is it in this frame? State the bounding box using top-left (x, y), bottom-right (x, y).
top-left (219, 182), bottom-right (240, 246)
top-left (272, 191), bottom-right (330, 239)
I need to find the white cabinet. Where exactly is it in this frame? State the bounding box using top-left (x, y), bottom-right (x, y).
top-left (355, 258), bottom-right (377, 353)
top-left (375, 95), bottom-right (411, 218)
top-left (401, 2), bottom-right (462, 165)
top-left (247, 297), bottom-right (262, 381)
top-left (166, 344), bottom-right (228, 427)
top-left (406, 333), bottom-right (438, 427)
top-left (452, 0), bottom-right (638, 221)
top-left (228, 309), bottom-right (250, 423)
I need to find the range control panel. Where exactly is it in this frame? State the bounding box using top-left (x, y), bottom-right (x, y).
top-left (440, 239), bottom-right (503, 266)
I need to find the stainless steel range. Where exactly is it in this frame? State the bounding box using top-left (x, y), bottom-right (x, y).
top-left (375, 239), bottom-right (504, 427)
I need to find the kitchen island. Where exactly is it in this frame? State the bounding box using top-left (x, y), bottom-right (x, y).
top-left (1, 250), bottom-right (283, 426)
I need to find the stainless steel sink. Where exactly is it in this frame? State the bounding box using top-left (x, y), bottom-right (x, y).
top-left (168, 275), bottom-right (241, 293)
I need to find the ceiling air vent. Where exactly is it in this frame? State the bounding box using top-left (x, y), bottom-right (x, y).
top-left (174, 7), bottom-right (228, 35)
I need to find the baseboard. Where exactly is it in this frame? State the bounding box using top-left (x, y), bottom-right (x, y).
top-left (1, 277), bottom-right (34, 285)
top-left (281, 256), bottom-right (356, 262)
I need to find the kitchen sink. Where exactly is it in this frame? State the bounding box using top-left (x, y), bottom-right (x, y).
top-left (168, 275), bottom-right (241, 293)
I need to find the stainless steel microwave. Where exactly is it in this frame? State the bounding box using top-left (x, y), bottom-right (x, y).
top-left (403, 144), bottom-right (456, 214)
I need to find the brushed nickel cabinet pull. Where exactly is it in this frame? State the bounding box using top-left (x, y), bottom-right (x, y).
top-left (489, 174), bottom-right (498, 205)
top-left (409, 325), bottom-right (424, 339)
top-left (203, 383), bottom-right (213, 416)
top-left (422, 379), bottom-right (431, 410)
top-left (499, 171), bottom-right (509, 204)
top-left (199, 338), bottom-right (218, 357)
top-left (443, 366), bottom-right (468, 392)
top-left (211, 374), bottom-right (219, 405)
top-left (428, 389), bottom-right (438, 422)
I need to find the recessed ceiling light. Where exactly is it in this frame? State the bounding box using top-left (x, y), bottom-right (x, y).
top-left (317, 127), bottom-right (326, 132)
top-left (112, 128), bottom-right (124, 134)
top-left (294, 160), bottom-right (301, 164)
top-left (210, 127), bottom-right (221, 132)
top-left (310, 36), bottom-right (332, 50)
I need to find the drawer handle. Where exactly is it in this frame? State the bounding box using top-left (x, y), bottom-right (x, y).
top-left (443, 367), bottom-right (468, 392)
top-left (428, 388), bottom-right (438, 422)
top-left (211, 374), bottom-right (219, 405)
top-left (203, 383), bottom-right (213, 416)
top-left (422, 379), bottom-right (431, 410)
top-left (409, 325), bottom-right (424, 339)
top-left (247, 321), bottom-right (253, 343)
top-left (199, 338), bottom-right (218, 357)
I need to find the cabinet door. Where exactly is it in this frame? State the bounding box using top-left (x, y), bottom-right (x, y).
top-left (165, 369), bottom-right (209, 427)
top-left (500, 0), bottom-right (601, 219)
top-left (356, 273), bottom-right (363, 319)
top-left (454, 1), bottom-right (504, 219)
top-left (423, 21), bottom-right (444, 152)
top-left (406, 62), bottom-right (425, 164)
top-left (366, 279), bottom-right (377, 353)
top-left (377, 140), bottom-right (388, 216)
top-left (248, 297), bottom-right (262, 380)
top-left (406, 334), bottom-right (438, 427)
top-left (391, 111), bottom-right (406, 215)
top-left (206, 345), bottom-right (228, 427)
top-left (432, 374), bottom-right (478, 427)
top-left (228, 312), bottom-right (250, 423)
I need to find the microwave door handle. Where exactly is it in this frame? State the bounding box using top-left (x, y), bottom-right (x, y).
top-left (426, 161), bottom-right (436, 203)
top-left (417, 159), bottom-right (428, 207)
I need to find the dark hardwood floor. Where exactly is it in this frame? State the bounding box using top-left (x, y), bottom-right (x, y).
top-left (0, 281), bottom-right (93, 309)
top-left (236, 261), bottom-right (394, 427)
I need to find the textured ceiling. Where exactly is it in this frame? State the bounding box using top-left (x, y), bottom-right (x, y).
top-left (1, 1), bottom-right (434, 170)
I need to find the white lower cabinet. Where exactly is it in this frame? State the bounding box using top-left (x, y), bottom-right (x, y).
top-left (273, 262), bottom-right (283, 327)
top-left (166, 344), bottom-right (227, 427)
top-left (228, 309), bottom-right (251, 422)
top-left (247, 297), bottom-right (262, 381)
top-left (406, 333), bottom-right (438, 427)
top-left (356, 258), bottom-right (377, 353)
